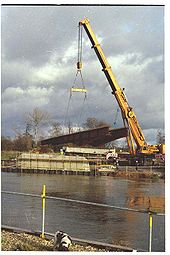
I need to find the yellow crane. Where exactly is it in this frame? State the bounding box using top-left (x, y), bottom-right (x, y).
top-left (79, 18), bottom-right (164, 155)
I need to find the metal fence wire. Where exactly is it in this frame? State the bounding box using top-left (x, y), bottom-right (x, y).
top-left (1, 186), bottom-right (165, 252)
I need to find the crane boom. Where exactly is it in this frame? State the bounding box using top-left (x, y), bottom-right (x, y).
top-left (79, 18), bottom-right (162, 154)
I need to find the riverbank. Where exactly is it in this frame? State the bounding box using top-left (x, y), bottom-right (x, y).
top-left (1, 172), bottom-right (165, 251)
top-left (1, 166), bottom-right (165, 180)
top-left (1, 230), bottom-right (136, 252)
top-left (1, 230), bottom-right (107, 251)
top-left (109, 169), bottom-right (165, 180)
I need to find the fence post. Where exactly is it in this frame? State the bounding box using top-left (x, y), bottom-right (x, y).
top-left (41, 184), bottom-right (46, 238)
top-left (148, 212), bottom-right (153, 252)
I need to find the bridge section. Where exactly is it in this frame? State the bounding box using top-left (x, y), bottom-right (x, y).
top-left (41, 126), bottom-right (128, 147)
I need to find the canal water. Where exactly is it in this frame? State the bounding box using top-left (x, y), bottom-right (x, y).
top-left (1, 172), bottom-right (165, 251)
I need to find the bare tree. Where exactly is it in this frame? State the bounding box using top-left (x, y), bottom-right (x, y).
top-left (1, 136), bottom-right (14, 151)
top-left (13, 134), bottom-right (33, 151)
top-left (156, 130), bottom-right (165, 144)
top-left (83, 117), bottom-right (110, 130)
top-left (26, 107), bottom-right (51, 145)
top-left (11, 123), bottom-right (24, 137)
top-left (49, 121), bottom-right (63, 137)
top-left (1, 134), bottom-right (34, 152)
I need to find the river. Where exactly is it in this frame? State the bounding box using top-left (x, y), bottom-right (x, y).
top-left (1, 172), bottom-right (165, 251)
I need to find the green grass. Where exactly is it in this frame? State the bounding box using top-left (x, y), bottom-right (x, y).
top-left (1, 151), bottom-right (21, 160)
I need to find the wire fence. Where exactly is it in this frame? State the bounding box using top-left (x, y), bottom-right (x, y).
top-left (1, 187), bottom-right (165, 252)
top-left (2, 190), bottom-right (164, 216)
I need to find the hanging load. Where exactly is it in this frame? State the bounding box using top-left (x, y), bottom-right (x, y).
top-left (64, 22), bottom-right (88, 129)
top-left (70, 22), bottom-right (87, 97)
top-left (69, 21), bottom-right (87, 97)
top-left (77, 61), bottom-right (83, 70)
top-left (70, 88), bottom-right (87, 93)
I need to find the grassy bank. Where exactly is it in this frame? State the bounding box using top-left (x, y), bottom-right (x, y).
top-left (1, 151), bottom-right (21, 160)
top-left (112, 170), bottom-right (164, 180)
top-left (1, 230), bottom-right (107, 251)
top-left (1, 230), bottom-right (133, 251)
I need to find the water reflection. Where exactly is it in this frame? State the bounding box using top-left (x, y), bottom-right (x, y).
top-left (125, 180), bottom-right (165, 213)
top-left (1, 173), bottom-right (165, 251)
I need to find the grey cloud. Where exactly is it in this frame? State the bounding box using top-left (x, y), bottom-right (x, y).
top-left (2, 7), bottom-right (76, 65)
top-left (101, 7), bottom-right (164, 59)
top-left (1, 5), bottom-right (164, 142)
top-left (1, 59), bottom-right (33, 91)
top-left (2, 6), bottom-right (163, 64)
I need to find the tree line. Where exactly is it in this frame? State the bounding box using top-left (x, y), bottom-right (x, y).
top-left (2, 107), bottom-right (110, 152)
top-left (2, 107), bottom-right (165, 152)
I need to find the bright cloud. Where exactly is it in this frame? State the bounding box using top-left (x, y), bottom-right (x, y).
top-left (2, 86), bottom-right (54, 107)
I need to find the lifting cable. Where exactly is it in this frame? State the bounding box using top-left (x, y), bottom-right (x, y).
top-left (77, 23), bottom-right (83, 72)
top-left (64, 24), bottom-right (87, 128)
top-left (113, 107), bottom-right (120, 127)
top-left (77, 95), bottom-right (86, 128)
top-left (64, 94), bottom-right (72, 127)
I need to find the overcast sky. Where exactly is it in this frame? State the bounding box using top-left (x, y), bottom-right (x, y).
top-left (1, 5), bottom-right (164, 144)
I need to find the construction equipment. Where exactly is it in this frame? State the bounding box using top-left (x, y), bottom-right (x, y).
top-left (64, 23), bottom-right (87, 129)
top-left (79, 18), bottom-right (164, 155)
top-left (71, 22), bottom-right (87, 97)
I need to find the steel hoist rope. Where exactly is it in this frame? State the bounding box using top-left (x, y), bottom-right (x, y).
top-left (113, 107), bottom-right (120, 127)
top-left (64, 24), bottom-right (87, 129)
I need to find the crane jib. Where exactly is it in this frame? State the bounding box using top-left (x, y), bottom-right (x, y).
top-left (79, 18), bottom-right (164, 154)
